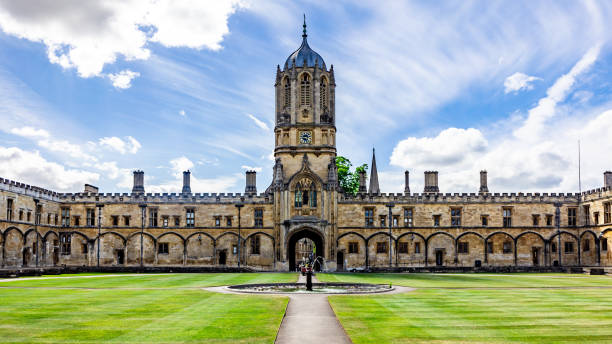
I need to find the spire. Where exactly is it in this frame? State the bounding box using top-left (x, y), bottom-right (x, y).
top-left (302, 14), bottom-right (307, 38)
top-left (369, 148), bottom-right (380, 195)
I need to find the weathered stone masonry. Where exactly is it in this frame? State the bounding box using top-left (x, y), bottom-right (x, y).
top-left (1, 21), bottom-right (612, 271)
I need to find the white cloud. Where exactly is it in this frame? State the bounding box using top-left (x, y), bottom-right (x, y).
top-left (0, 0), bottom-right (244, 81)
top-left (390, 128), bottom-right (487, 169)
top-left (504, 72), bottom-right (541, 93)
top-left (0, 146), bottom-right (99, 191)
top-left (37, 138), bottom-right (97, 162)
top-left (179, 109), bottom-right (186, 116)
top-left (246, 113), bottom-right (269, 131)
top-left (241, 165), bottom-right (262, 172)
top-left (98, 136), bottom-right (141, 154)
top-left (10, 126), bottom-right (49, 139)
top-left (169, 156), bottom-right (194, 174)
top-left (514, 45), bottom-right (600, 141)
top-left (108, 70), bottom-right (140, 89)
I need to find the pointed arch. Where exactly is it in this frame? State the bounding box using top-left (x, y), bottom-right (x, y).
top-left (283, 76), bottom-right (291, 108)
top-left (300, 72), bottom-right (311, 106)
top-left (337, 231), bottom-right (367, 243)
top-left (319, 75), bottom-right (328, 111)
top-left (366, 231), bottom-right (396, 242)
top-left (397, 231), bottom-right (427, 242)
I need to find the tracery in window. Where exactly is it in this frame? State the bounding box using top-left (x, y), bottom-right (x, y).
top-left (300, 73), bottom-right (311, 106)
top-left (294, 178), bottom-right (316, 208)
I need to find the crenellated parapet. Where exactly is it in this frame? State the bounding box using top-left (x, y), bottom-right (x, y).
top-left (0, 177), bottom-right (61, 201)
top-left (57, 191), bottom-right (273, 204)
top-left (339, 191), bottom-right (585, 204)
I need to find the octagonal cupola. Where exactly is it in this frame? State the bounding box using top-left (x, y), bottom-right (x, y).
top-left (284, 16), bottom-right (326, 70)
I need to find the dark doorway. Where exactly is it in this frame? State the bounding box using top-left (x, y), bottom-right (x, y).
top-left (435, 249), bottom-right (444, 266)
top-left (336, 251), bottom-right (344, 271)
top-left (532, 247), bottom-right (540, 266)
top-left (219, 250), bottom-right (227, 265)
top-left (288, 229), bottom-right (324, 271)
top-left (22, 248), bottom-right (29, 267)
top-left (116, 250), bottom-right (125, 265)
top-left (53, 240), bottom-right (59, 265)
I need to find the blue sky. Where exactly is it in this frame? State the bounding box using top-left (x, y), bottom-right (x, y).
top-left (1, 1), bottom-right (611, 194)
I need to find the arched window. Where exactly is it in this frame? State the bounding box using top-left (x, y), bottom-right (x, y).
top-left (300, 74), bottom-right (311, 106)
top-left (283, 78), bottom-right (291, 108)
top-left (294, 178), bottom-right (317, 208)
top-left (320, 77), bottom-right (328, 110)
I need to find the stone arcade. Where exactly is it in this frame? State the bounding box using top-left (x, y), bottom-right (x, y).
top-left (2, 22), bottom-right (612, 271)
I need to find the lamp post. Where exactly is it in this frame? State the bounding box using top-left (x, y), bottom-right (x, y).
top-left (235, 204), bottom-right (244, 268)
top-left (34, 199), bottom-right (39, 267)
top-left (139, 204), bottom-right (147, 268)
top-left (96, 204), bottom-right (104, 268)
top-left (386, 203), bottom-right (394, 268)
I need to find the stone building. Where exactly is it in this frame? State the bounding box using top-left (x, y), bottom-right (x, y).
top-left (1, 21), bottom-right (612, 271)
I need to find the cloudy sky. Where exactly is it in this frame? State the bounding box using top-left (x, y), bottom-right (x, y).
top-left (0, 0), bottom-right (611, 195)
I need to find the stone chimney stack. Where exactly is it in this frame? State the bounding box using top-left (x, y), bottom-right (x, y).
top-left (132, 170), bottom-right (145, 194)
top-left (245, 170), bottom-right (257, 194)
top-left (84, 184), bottom-right (99, 194)
top-left (423, 171), bottom-right (439, 194)
top-left (182, 170), bottom-right (192, 194)
top-left (358, 169), bottom-right (367, 193)
top-left (479, 170), bottom-right (489, 194)
top-left (605, 171), bottom-right (612, 188)
top-left (404, 171), bottom-right (410, 195)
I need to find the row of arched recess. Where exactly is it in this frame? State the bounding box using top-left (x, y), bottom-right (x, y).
top-left (0, 227), bottom-right (275, 269)
top-left (336, 229), bottom-right (612, 269)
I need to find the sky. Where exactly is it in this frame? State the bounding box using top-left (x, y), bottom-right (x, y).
top-left (0, 0), bottom-right (611, 195)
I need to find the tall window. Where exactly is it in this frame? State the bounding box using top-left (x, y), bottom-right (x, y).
top-left (567, 208), bottom-right (577, 227)
top-left (251, 236), bottom-right (260, 254)
top-left (319, 77), bottom-right (328, 110)
top-left (532, 214), bottom-right (540, 226)
top-left (481, 216), bottom-right (489, 227)
top-left (158, 243), bottom-right (169, 254)
top-left (186, 209), bottom-right (195, 228)
top-left (602, 238), bottom-right (608, 251)
top-left (162, 216), bottom-right (168, 228)
top-left (487, 242), bottom-right (493, 254)
top-left (149, 209), bottom-right (158, 227)
top-left (583, 205), bottom-right (590, 226)
top-left (546, 214), bottom-right (553, 226)
top-left (414, 242), bottom-right (421, 254)
top-left (86, 208), bottom-right (95, 227)
top-left (6, 198), bottom-right (13, 221)
top-left (254, 209), bottom-right (263, 227)
top-left (451, 208), bottom-right (461, 227)
top-left (124, 216), bottom-right (131, 226)
top-left (111, 216), bottom-right (119, 227)
top-left (433, 215), bottom-right (440, 227)
top-left (35, 205), bottom-right (42, 225)
top-left (300, 73), bottom-right (311, 106)
top-left (73, 216), bottom-right (80, 227)
top-left (583, 239), bottom-right (590, 252)
top-left (604, 202), bottom-right (611, 223)
top-left (594, 212), bottom-right (600, 225)
top-left (60, 233), bottom-right (71, 255)
top-left (379, 215), bottom-right (386, 227)
top-left (294, 179), bottom-right (316, 208)
top-left (404, 208), bottom-right (413, 227)
top-left (365, 208), bottom-right (374, 227)
top-left (215, 216), bottom-right (221, 227)
top-left (61, 208), bottom-right (70, 227)
top-left (503, 208), bottom-right (512, 227)
top-left (283, 78), bottom-right (291, 108)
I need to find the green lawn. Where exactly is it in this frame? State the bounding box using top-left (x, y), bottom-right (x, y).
top-left (0, 273), bottom-right (297, 343)
top-left (324, 273), bottom-right (612, 343)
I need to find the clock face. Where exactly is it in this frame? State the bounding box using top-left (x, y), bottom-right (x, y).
top-left (299, 131), bottom-right (312, 144)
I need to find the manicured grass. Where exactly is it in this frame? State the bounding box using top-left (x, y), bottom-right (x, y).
top-left (0, 273), bottom-right (296, 343)
top-left (318, 272), bottom-right (612, 288)
top-left (325, 273), bottom-right (612, 343)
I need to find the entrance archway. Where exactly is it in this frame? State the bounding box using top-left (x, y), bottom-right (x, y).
top-left (288, 229), bottom-right (324, 271)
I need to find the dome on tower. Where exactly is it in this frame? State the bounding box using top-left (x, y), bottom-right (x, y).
top-left (284, 16), bottom-right (326, 70)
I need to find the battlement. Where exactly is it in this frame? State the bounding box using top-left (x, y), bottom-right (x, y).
top-left (0, 177), bottom-right (61, 201)
top-left (340, 191), bottom-right (584, 204)
top-left (57, 191), bottom-right (272, 204)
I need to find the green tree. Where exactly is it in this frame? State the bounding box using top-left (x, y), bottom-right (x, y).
top-left (335, 156), bottom-right (367, 195)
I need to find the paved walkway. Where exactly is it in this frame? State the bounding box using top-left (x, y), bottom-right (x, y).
top-left (275, 274), bottom-right (351, 344)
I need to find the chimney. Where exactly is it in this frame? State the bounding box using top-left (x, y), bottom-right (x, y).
top-left (84, 184), bottom-right (99, 194)
top-left (182, 170), bottom-right (192, 194)
top-left (358, 169), bottom-right (367, 193)
top-left (605, 171), bottom-right (612, 188)
top-left (423, 171), bottom-right (439, 194)
top-left (404, 171), bottom-right (410, 195)
top-left (132, 170), bottom-right (145, 194)
top-left (245, 170), bottom-right (257, 194)
top-left (479, 170), bottom-right (489, 194)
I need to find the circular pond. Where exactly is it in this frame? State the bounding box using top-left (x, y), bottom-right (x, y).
top-left (227, 282), bottom-right (393, 294)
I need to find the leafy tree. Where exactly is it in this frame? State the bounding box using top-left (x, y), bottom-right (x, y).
top-left (335, 156), bottom-right (367, 195)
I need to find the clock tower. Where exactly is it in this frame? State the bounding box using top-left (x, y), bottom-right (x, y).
top-left (270, 17), bottom-right (339, 271)
top-left (273, 16), bottom-right (337, 184)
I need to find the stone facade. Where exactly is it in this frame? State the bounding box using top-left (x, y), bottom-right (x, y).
top-left (1, 23), bottom-right (612, 271)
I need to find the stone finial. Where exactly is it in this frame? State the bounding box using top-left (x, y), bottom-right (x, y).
top-left (605, 171), bottom-right (612, 188)
top-left (245, 170), bottom-right (257, 195)
top-left (368, 148), bottom-right (380, 195)
top-left (404, 171), bottom-right (410, 195)
top-left (479, 170), bottom-right (489, 194)
top-left (423, 171), bottom-right (439, 194)
top-left (132, 170), bottom-right (145, 194)
top-left (328, 156), bottom-right (338, 189)
top-left (182, 170), bottom-right (192, 194)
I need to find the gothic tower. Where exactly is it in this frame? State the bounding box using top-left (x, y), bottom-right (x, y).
top-left (271, 17), bottom-right (339, 271)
